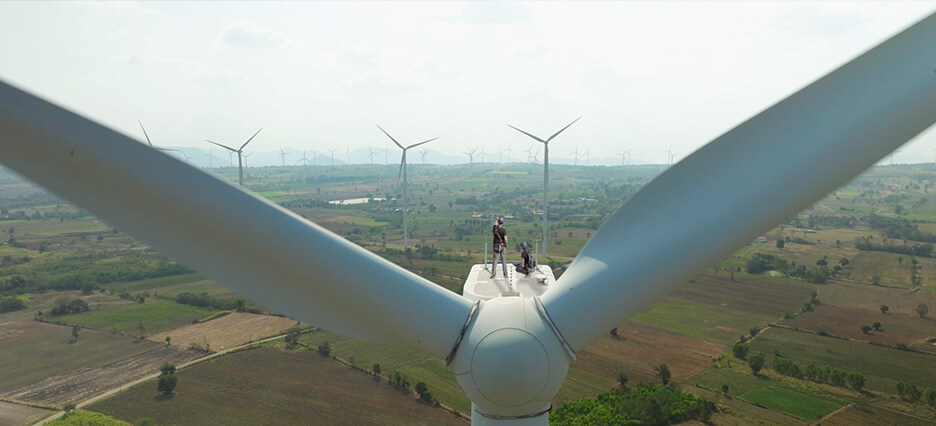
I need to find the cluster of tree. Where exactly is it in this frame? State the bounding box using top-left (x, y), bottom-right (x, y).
top-left (867, 214), bottom-right (936, 243)
top-left (549, 383), bottom-right (716, 425)
top-left (284, 327), bottom-right (303, 349)
top-left (117, 290), bottom-right (148, 304)
top-left (744, 254), bottom-right (830, 284)
top-left (47, 297), bottom-right (89, 316)
top-left (859, 322), bottom-right (882, 334)
top-left (173, 292), bottom-right (247, 312)
top-left (855, 237), bottom-right (934, 257)
top-left (157, 363), bottom-right (177, 395)
top-left (413, 382), bottom-right (436, 405)
top-left (0, 254), bottom-right (32, 267)
top-left (46, 409), bottom-right (131, 425)
top-left (771, 357), bottom-right (864, 390)
top-left (0, 296), bottom-right (26, 313)
top-left (897, 382), bottom-right (936, 406)
top-left (808, 214), bottom-right (857, 229)
top-left (0, 256), bottom-right (192, 297)
top-left (403, 244), bottom-right (466, 261)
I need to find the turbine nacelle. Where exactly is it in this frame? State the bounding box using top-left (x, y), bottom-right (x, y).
top-left (451, 297), bottom-right (571, 422)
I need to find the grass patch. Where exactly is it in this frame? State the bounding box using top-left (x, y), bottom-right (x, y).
top-left (57, 298), bottom-right (218, 336)
top-left (739, 385), bottom-right (840, 421)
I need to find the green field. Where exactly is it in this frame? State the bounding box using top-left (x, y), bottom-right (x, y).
top-left (748, 327), bottom-right (936, 395)
top-left (739, 385), bottom-right (841, 421)
top-left (57, 298), bottom-right (220, 336)
top-left (630, 275), bottom-right (814, 344)
top-left (89, 347), bottom-right (466, 425)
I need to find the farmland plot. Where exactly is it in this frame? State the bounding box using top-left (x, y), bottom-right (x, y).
top-left (147, 312), bottom-right (296, 351)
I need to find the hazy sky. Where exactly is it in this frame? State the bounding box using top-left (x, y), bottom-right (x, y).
top-left (2, 1), bottom-right (935, 165)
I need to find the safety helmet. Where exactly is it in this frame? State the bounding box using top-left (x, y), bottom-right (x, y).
top-left (520, 241), bottom-right (528, 249)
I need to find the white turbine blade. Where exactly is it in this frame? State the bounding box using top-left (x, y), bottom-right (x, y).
top-left (546, 117), bottom-right (581, 142)
top-left (0, 80), bottom-right (472, 357)
top-left (138, 120), bottom-right (153, 147)
top-left (507, 124), bottom-right (546, 143)
top-left (542, 14), bottom-right (936, 352)
top-left (377, 125), bottom-right (404, 150)
top-left (239, 127), bottom-right (263, 151)
top-left (396, 157), bottom-right (405, 185)
top-left (405, 137), bottom-right (438, 150)
top-left (206, 139), bottom-right (238, 152)
top-left (156, 147), bottom-right (179, 153)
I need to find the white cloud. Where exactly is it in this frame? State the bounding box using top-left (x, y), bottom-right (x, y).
top-left (219, 21), bottom-right (292, 49)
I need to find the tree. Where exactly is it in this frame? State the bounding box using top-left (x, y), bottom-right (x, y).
top-left (848, 372), bottom-right (865, 391)
top-left (318, 341), bottom-right (331, 356)
top-left (861, 325), bottom-right (872, 334)
top-left (617, 372), bottom-right (629, 387)
top-left (732, 341), bottom-right (749, 360)
top-left (63, 403), bottom-right (76, 414)
top-left (373, 363), bottom-right (381, 376)
top-left (839, 257), bottom-right (849, 268)
top-left (776, 239), bottom-right (785, 249)
top-left (655, 364), bottom-right (671, 385)
top-left (748, 352), bottom-right (766, 375)
top-left (872, 322), bottom-right (882, 331)
top-left (721, 384), bottom-right (729, 395)
top-left (898, 256), bottom-right (904, 265)
top-left (925, 388), bottom-right (936, 407)
top-left (137, 320), bottom-right (145, 337)
top-left (157, 374), bottom-right (178, 395)
top-left (830, 369), bottom-right (847, 387)
top-left (160, 363), bottom-right (176, 375)
top-left (610, 327), bottom-right (618, 337)
top-left (72, 325), bottom-right (80, 341)
top-left (165, 336), bottom-right (171, 346)
top-left (872, 275), bottom-right (881, 286)
top-left (816, 258), bottom-right (828, 268)
top-left (880, 304), bottom-right (889, 314)
top-left (917, 303), bottom-right (929, 318)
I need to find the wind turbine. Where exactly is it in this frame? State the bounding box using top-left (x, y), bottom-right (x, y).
top-left (506, 146), bottom-right (513, 163)
top-left (138, 121), bottom-right (180, 157)
top-left (279, 147), bottom-right (287, 167)
top-left (367, 147), bottom-right (376, 165)
top-left (297, 150), bottom-right (312, 166)
top-left (665, 146), bottom-right (678, 165)
top-left (584, 148), bottom-right (591, 167)
top-left (377, 125), bottom-right (437, 250)
top-left (419, 146), bottom-right (429, 164)
top-left (464, 147), bottom-right (477, 164)
top-left (570, 146), bottom-right (580, 166)
top-left (3, 16), bottom-right (934, 425)
top-left (509, 117), bottom-right (581, 258)
top-left (618, 149), bottom-right (631, 166)
top-left (479, 146), bottom-right (486, 163)
top-left (328, 148), bottom-right (338, 167)
top-left (206, 128), bottom-right (263, 186)
top-left (346, 146), bottom-right (352, 165)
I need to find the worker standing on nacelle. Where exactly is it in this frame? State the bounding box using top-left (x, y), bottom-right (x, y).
top-left (490, 217), bottom-right (508, 279)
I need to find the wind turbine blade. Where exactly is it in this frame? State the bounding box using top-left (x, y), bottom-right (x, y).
top-left (405, 137), bottom-right (438, 150)
top-left (206, 140), bottom-right (238, 152)
top-left (138, 121), bottom-right (153, 147)
top-left (156, 147), bottom-right (179, 152)
top-left (0, 80), bottom-right (472, 358)
top-left (377, 125), bottom-right (404, 150)
top-left (507, 124), bottom-right (546, 143)
top-left (546, 117), bottom-right (582, 142)
top-left (542, 14), bottom-right (936, 352)
top-left (239, 127), bottom-right (263, 151)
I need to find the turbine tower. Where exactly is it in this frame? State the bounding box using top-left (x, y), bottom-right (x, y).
top-left (570, 146), bottom-right (580, 166)
top-left (3, 16), bottom-right (934, 426)
top-left (206, 127), bottom-right (262, 186)
top-left (367, 146), bottom-right (376, 165)
top-left (479, 146), bottom-right (486, 163)
top-left (377, 125), bottom-right (438, 250)
top-left (419, 146), bottom-right (429, 164)
top-left (279, 147), bottom-right (287, 167)
top-left (346, 146), bottom-right (352, 165)
top-left (509, 117), bottom-right (581, 258)
top-left (328, 148), bottom-right (338, 167)
top-left (506, 146), bottom-right (512, 163)
top-left (584, 148), bottom-right (591, 167)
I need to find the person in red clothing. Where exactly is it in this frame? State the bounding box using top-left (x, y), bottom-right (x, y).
top-left (491, 216), bottom-right (508, 278)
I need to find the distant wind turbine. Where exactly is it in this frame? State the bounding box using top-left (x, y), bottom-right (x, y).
top-left (346, 146), bottom-right (352, 165)
top-left (508, 116), bottom-right (581, 257)
top-left (378, 125), bottom-right (438, 250)
top-left (328, 148), bottom-right (338, 167)
top-left (464, 147), bottom-right (477, 164)
top-left (297, 150), bottom-right (312, 166)
top-left (665, 146), bottom-right (678, 165)
top-left (138, 121), bottom-right (180, 158)
top-left (479, 146), bottom-right (486, 163)
top-left (206, 127), bottom-right (262, 186)
top-left (585, 148), bottom-right (591, 166)
top-left (367, 147), bottom-right (376, 165)
top-left (506, 146), bottom-right (513, 163)
top-left (570, 146), bottom-right (581, 166)
top-left (279, 147), bottom-right (287, 167)
top-left (419, 146), bottom-right (429, 164)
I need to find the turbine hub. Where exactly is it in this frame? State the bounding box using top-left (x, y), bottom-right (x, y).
top-left (450, 297), bottom-right (572, 420)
